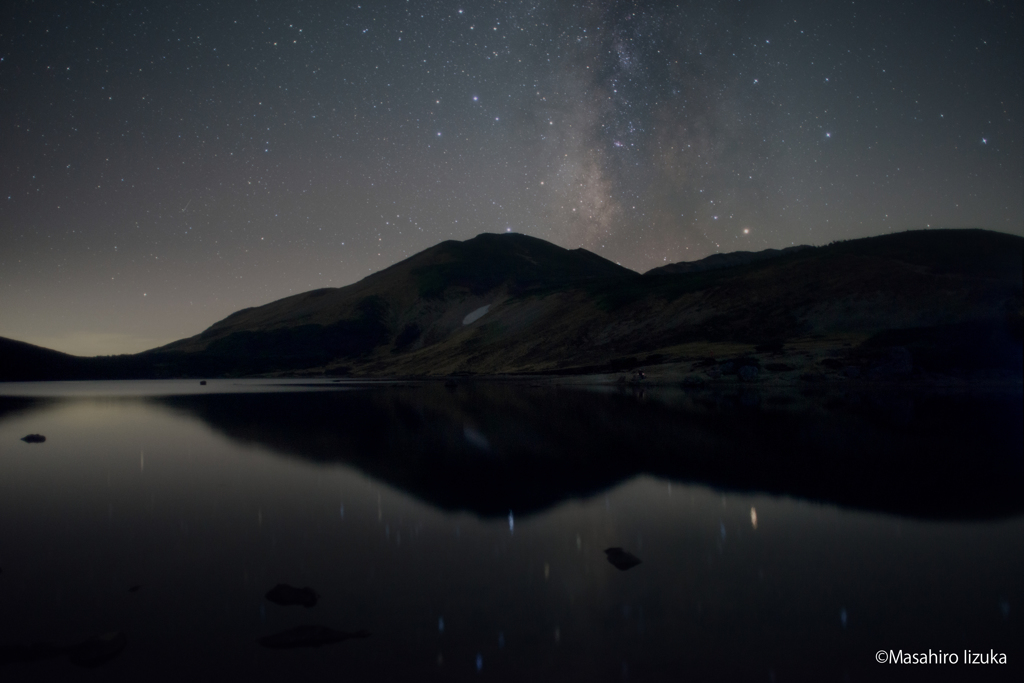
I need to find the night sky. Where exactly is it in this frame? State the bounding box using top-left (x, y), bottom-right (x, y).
top-left (1, 1), bottom-right (1021, 356)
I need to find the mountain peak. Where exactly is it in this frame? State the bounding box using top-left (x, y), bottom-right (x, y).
top-left (3, 228), bottom-right (1019, 381)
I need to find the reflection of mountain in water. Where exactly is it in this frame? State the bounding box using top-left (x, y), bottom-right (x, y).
top-left (158, 385), bottom-right (1023, 521)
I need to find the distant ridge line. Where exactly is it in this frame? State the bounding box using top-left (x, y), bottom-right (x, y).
top-left (0, 228), bottom-right (1020, 381)
top-left (644, 245), bottom-right (814, 276)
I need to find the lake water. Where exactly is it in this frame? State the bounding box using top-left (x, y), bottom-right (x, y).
top-left (0, 380), bottom-right (1020, 681)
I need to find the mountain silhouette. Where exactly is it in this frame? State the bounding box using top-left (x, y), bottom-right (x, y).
top-left (155, 385), bottom-right (1023, 521)
top-left (1, 228), bottom-right (1021, 380)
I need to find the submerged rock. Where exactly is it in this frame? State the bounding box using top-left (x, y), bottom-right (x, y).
top-left (258, 625), bottom-right (370, 649)
top-left (604, 547), bottom-right (642, 571)
top-left (20, 434), bottom-right (46, 443)
top-left (265, 584), bottom-right (318, 607)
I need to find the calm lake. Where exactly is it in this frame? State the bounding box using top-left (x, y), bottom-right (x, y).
top-left (0, 380), bottom-right (1020, 681)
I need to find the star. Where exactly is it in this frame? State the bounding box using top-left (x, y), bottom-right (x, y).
top-left (1, 0), bottom-right (1018, 356)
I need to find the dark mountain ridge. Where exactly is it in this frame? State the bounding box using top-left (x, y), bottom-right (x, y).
top-left (0, 337), bottom-right (84, 382)
top-left (1, 228), bottom-right (1021, 381)
top-left (644, 245), bottom-right (813, 276)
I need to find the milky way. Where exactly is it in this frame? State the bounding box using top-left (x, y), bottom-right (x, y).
top-left (1, 0), bottom-right (1020, 354)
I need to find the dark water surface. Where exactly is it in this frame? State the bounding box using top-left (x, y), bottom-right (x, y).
top-left (0, 380), bottom-right (1020, 681)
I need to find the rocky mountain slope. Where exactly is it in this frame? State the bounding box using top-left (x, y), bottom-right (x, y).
top-left (2, 229), bottom-right (1021, 381)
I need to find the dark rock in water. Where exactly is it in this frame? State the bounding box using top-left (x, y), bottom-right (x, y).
top-left (20, 434), bottom-right (45, 443)
top-left (258, 625), bottom-right (370, 649)
top-left (604, 547), bottom-right (642, 571)
top-left (65, 631), bottom-right (127, 667)
top-left (799, 372), bottom-right (827, 383)
top-left (682, 375), bottom-right (706, 387)
top-left (200, 380), bottom-right (207, 385)
top-left (738, 365), bottom-right (759, 382)
top-left (265, 583), bottom-right (318, 607)
top-left (843, 365), bottom-right (862, 379)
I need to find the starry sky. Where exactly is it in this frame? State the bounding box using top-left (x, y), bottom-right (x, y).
top-left (1, 0), bottom-right (1021, 356)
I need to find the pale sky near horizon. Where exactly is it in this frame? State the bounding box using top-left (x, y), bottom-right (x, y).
top-left (2, 0), bottom-right (1021, 356)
